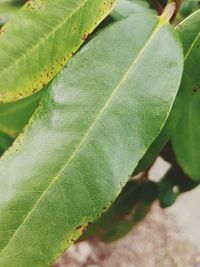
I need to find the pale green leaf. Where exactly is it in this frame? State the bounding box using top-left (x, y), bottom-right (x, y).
top-left (0, 0), bottom-right (116, 103)
top-left (0, 0), bottom-right (22, 26)
top-left (111, 0), bottom-right (154, 21)
top-left (0, 89), bottom-right (44, 139)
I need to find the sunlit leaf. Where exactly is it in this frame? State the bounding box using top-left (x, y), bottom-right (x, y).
top-left (0, 0), bottom-right (116, 103)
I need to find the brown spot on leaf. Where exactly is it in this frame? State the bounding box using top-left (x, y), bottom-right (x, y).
top-left (82, 33), bottom-right (89, 41)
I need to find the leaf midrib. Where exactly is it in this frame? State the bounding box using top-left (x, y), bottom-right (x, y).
top-left (0, 0), bottom-right (89, 77)
top-left (175, 9), bottom-right (200, 60)
top-left (0, 18), bottom-right (164, 256)
top-left (184, 33), bottom-right (200, 60)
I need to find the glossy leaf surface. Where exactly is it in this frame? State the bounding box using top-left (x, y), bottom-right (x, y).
top-left (0, 14), bottom-right (183, 266)
top-left (0, 0), bottom-right (116, 103)
top-left (134, 9), bottom-right (200, 174)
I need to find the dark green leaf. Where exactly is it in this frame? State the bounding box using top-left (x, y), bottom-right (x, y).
top-left (172, 91), bottom-right (200, 181)
top-left (0, 131), bottom-right (12, 152)
top-left (179, 0), bottom-right (200, 18)
top-left (82, 180), bottom-right (158, 242)
top-left (171, 10), bottom-right (200, 181)
top-left (0, 89), bottom-right (44, 139)
top-left (158, 164), bottom-right (198, 208)
top-left (0, 13), bottom-right (183, 266)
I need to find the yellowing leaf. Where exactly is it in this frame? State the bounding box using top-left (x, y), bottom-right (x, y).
top-left (0, 0), bottom-right (116, 103)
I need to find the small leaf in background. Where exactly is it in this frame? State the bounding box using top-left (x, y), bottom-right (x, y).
top-left (0, 0), bottom-right (116, 103)
top-left (179, 0), bottom-right (200, 18)
top-left (158, 165), bottom-right (198, 208)
top-left (0, 1), bottom-right (26, 27)
top-left (0, 131), bottom-right (12, 155)
top-left (0, 89), bottom-right (44, 140)
top-left (82, 180), bottom-right (158, 242)
top-left (0, 11), bottom-right (183, 266)
top-left (111, 0), bottom-right (154, 21)
top-left (0, 4), bottom-right (18, 27)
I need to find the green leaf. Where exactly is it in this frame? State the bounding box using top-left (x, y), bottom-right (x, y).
top-left (93, 0), bottom-right (154, 34)
top-left (0, 0), bottom-right (22, 27)
top-left (158, 165), bottom-right (198, 208)
top-left (111, 0), bottom-right (154, 21)
top-left (0, 80), bottom-right (44, 157)
top-left (171, 10), bottom-right (200, 181)
top-left (134, 9), bottom-right (200, 175)
top-left (0, 13), bottom-right (183, 266)
top-left (180, 0), bottom-right (200, 18)
top-left (168, 9), bottom-right (200, 126)
top-left (177, 9), bottom-right (200, 55)
top-left (82, 180), bottom-right (158, 242)
top-left (0, 89), bottom-right (44, 139)
top-left (133, 132), bottom-right (168, 174)
top-left (0, 68), bottom-right (43, 153)
top-left (172, 91), bottom-right (200, 181)
top-left (0, 131), bottom-right (12, 153)
top-left (0, 0), bottom-right (116, 103)
top-left (0, 0), bottom-right (25, 4)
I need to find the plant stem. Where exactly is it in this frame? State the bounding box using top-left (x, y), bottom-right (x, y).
top-left (168, 0), bottom-right (183, 21)
top-left (150, 0), bottom-right (164, 15)
top-left (160, 2), bottom-right (176, 22)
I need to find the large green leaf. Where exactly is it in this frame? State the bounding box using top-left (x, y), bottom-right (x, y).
top-left (134, 9), bottom-right (200, 174)
top-left (0, 0), bottom-right (116, 103)
top-left (0, 13), bottom-right (183, 266)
